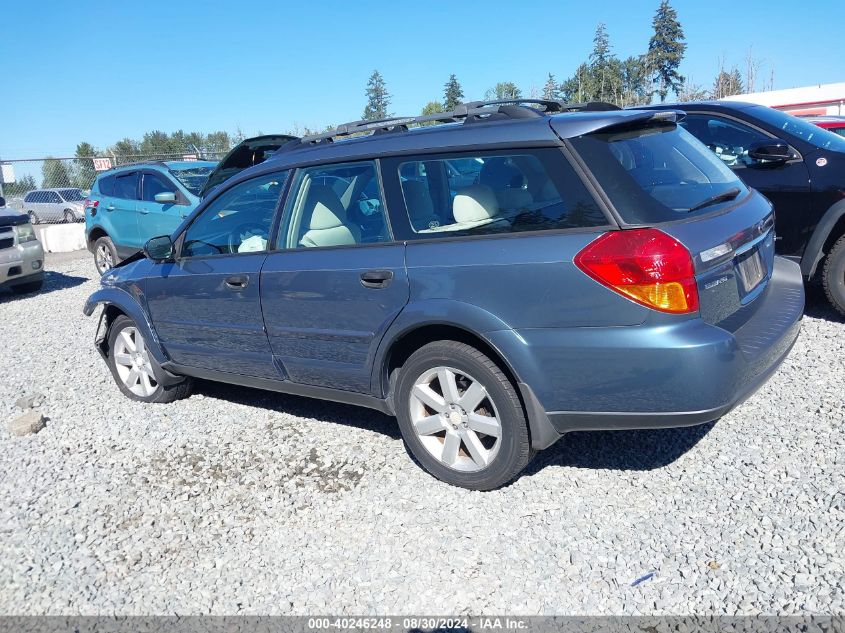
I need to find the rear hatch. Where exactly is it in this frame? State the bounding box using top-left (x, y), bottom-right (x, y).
top-left (563, 113), bottom-right (776, 328)
top-left (199, 134), bottom-right (298, 198)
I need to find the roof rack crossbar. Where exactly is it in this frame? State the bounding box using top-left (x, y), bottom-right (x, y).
top-left (295, 99), bottom-right (621, 146)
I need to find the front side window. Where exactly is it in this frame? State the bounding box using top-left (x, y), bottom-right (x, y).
top-left (182, 171), bottom-right (287, 258)
top-left (113, 172), bottom-right (139, 200)
top-left (170, 166), bottom-right (213, 196)
top-left (142, 172), bottom-right (177, 202)
top-left (280, 161), bottom-right (390, 249)
top-left (680, 114), bottom-right (773, 167)
top-left (59, 188), bottom-right (84, 202)
top-left (397, 149), bottom-right (606, 237)
top-left (749, 105), bottom-right (845, 151)
top-left (571, 122), bottom-right (749, 224)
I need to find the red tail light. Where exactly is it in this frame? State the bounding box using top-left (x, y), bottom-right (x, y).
top-left (84, 198), bottom-right (99, 209)
top-left (574, 228), bottom-right (699, 314)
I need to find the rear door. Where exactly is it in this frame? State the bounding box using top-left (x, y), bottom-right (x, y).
top-left (138, 171), bottom-right (190, 241)
top-left (108, 171), bottom-right (142, 252)
top-left (259, 160), bottom-right (408, 393)
top-left (679, 112), bottom-right (811, 257)
top-left (144, 170), bottom-right (288, 378)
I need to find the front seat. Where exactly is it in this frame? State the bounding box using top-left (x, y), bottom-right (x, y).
top-left (298, 184), bottom-right (361, 248)
top-left (479, 158), bottom-right (532, 212)
top-left (402, 179), bottom-right (440, 231)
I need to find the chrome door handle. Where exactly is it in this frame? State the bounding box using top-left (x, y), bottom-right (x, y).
top-left (225, 275), bottom-right (249, 290)
top-left (139, 208), bottom-right (149, 215)
top-left (106, 205), bottom-right (115, 211)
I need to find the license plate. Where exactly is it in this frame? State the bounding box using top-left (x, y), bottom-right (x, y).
top-left (736, 248), bottom-right (766, 292)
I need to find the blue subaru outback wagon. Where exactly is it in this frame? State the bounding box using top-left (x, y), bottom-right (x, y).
top-left (84, 100), bottom-right (804, 489)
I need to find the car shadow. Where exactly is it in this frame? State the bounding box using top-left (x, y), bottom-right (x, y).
top-left (195, 379), bottom-right (715, 473)
top-left (525, 422), bottom-right (715, 474)
top-left (193, 380), bottom-right (402, 440)
top-left (803, 282), bottom-right (845, 323)
top-left (0, 270), bottom-right (87, 302)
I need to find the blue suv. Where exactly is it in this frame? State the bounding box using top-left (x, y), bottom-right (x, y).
top-left (84, 100), bottom-right (804, 489)
top-left (85, 160), bottom-right (216, 274)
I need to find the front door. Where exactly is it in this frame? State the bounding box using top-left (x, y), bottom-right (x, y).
top-left (680, 113), bottom-right (812, 257)
top-left (260, 160), bottom-right (408, 393)
top-left (144, 170), bottom-right (289, 378)
top-left (138, 171), bottom-right (190, 242)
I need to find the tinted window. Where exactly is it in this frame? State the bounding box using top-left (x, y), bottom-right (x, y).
top-left (142, 172), bottom-right (176, 202)
top-left (396, 149), bottom-right (606, 237)
top-left (182, 171), bottom-right (287, 258)
top-left (47, 192), bottom-right (62, 203)
top-left (24, 192), bottom-right (35, 203)
top-left (113, 173), bottom-right (138, 200)
top-left (280, 161), bottom-right (390, 249)
top-left (98, 175), bottom-right (115, 196)
top-left (58, 189), bottom-right (84, 202)
top-left (749, 105), bottom-right (845, 152)
top-left (570, 122), bottom-right (748, 224)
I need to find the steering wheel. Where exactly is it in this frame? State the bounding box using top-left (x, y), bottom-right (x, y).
top-left (228, 222), bottom-right (269, 254)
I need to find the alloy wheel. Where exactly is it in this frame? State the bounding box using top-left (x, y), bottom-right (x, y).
top-left (409, 366), bottom-right (502, 472)
top-left (96, 244), bottom-right (114, 274)
top-left (112, 327), bottom-right (158, 397)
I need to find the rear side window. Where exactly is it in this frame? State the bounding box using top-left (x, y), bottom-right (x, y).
top-left (570, 122), bottom-right (748, 224)
top-left (113, 172), bottom-right (138, 200)
top-left (97, 175), bottom-right (115, 196)
top-left (394, 149), bottom-right (606, 238)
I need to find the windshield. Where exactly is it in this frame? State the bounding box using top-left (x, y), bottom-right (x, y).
top-left (170, 167), bottom-right (213, 196)
top-left (570, 122), bottom-right (749, 224)
top-left (58, 188), bottom-right (84, 202)
top-left (751, 106), bottom-right (845, 152)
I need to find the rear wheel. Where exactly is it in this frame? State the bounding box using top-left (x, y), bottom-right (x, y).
top-left (106, 315), bottom-right (192, 403)
top-left (395, 340), bottom-right (531, 490)
top-left (822, 234), bottom-right (845, 316)
top-left (94, 236), bottom-right (117, 275)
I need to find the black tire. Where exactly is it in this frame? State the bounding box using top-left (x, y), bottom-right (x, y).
top-left (63, 209), bottom-right (75, 223)
top-left (822, 234), bottom-right (845, 316)
top-left (93, 235), bottom-right (118, 275)
top-left (10, 279), bottom-right (44, 294)
top-left (395, 340), bottom-right (532, 490)
top-left (106, 315), bottom-right (192, 403)
top-left (28, 211), bottom-right (39, 225)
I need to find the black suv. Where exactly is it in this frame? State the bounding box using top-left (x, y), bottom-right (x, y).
top-left (643, 101), bottom-right (845, 315)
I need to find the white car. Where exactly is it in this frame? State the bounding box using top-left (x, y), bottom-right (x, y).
top-left (0, 200), bottom-right (44, 294)
top-left (23, 188), bottom-right (85, 224)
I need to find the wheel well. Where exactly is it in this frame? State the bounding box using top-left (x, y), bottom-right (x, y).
top-left (96, 304), bottom-right (127, 358)
top-left (88, 226), bottom-right (108, 246)
top-left (382, 324), bottom-right (521, 402)
top-left (822, 215), bottom-right (845, 256)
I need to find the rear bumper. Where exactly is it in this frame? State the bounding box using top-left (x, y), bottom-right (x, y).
top-left (0, 241), bottom-right (45, 289)
top-left (487, 256), bottom-right (804, 436)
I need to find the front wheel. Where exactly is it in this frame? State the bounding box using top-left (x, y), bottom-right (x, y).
top-left (822, 234), bottom-right (845, 316)
top-left (64, 209), bottom-right (75, 223)
top-left (106, 315), bottom-right (192, 403)
top-left (395, 340), bottom-right (532, 490)
top-left (28, 211), bottom-right (40, 225)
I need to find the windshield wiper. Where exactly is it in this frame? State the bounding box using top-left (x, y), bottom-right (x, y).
top-left (687, 187), bottom-right (742, 213)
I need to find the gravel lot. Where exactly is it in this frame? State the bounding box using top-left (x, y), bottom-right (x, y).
top-left (0, 250), bottom-right (843, 615)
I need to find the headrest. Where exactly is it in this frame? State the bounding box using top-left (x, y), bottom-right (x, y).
top-left (479, 158), bottom-right (525, 189)
top-left (402, 180), bottom-right (435, 219)
top-left (303, 184), bottom-right (346, 230)
top-left (453, 185), bottom-right (499, 223)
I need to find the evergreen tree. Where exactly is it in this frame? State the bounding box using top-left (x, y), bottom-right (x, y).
top-left (648, 0), bottom-right (687, 102)
top-left (72, 142), bottom-right (98, 190)
top-left (711, 68), bottom-right (744, 99)
top-left (542, 73), bottom-right (559, 101)
top-left (363, 70), bottom-right (391, 120)
top-left (443, 74), bottom-right (464, 109)
top-left (588, 23), bottom-right (622, 103)
top-left (559, 63), bottom-right (592, 103)
top-left (41, 157), bottom-right (71, 189)
top-left (487, 82), bottom-right (522, 100)
top-left (2, 174), bottom-right (36, 198)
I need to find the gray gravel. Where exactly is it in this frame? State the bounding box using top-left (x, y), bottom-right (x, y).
top-left (0, 250), bottom-right (843, 615)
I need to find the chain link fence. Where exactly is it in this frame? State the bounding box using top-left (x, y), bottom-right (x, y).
top-left (0, 150), bottom-right (226, 222)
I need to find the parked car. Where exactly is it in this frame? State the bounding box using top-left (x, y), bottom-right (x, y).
top-left (23, 188), bottom-right (85, 224)
top-left (85, 161), bottom-right (217, 274)
top-left (84, 100), bottom-right (803, 490)
top-left (640, 101), bottom-right (845, 315)
top-left (799, 115), bottom-right (845, 138)
top-left (0, 197), bottom-right (45, 294)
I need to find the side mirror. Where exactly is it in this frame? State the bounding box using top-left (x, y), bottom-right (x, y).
top-left (154, 191), bottom-right (177, 204)
top-left (748, 139), bottom-right (792, 162)
top-left (143, 235), bottom-right (174, 262)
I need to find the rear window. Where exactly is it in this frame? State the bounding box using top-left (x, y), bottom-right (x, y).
top-left (396, 149), bottom-right (607, 238)
top-left (570, 122), bottom-right (748, 224)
